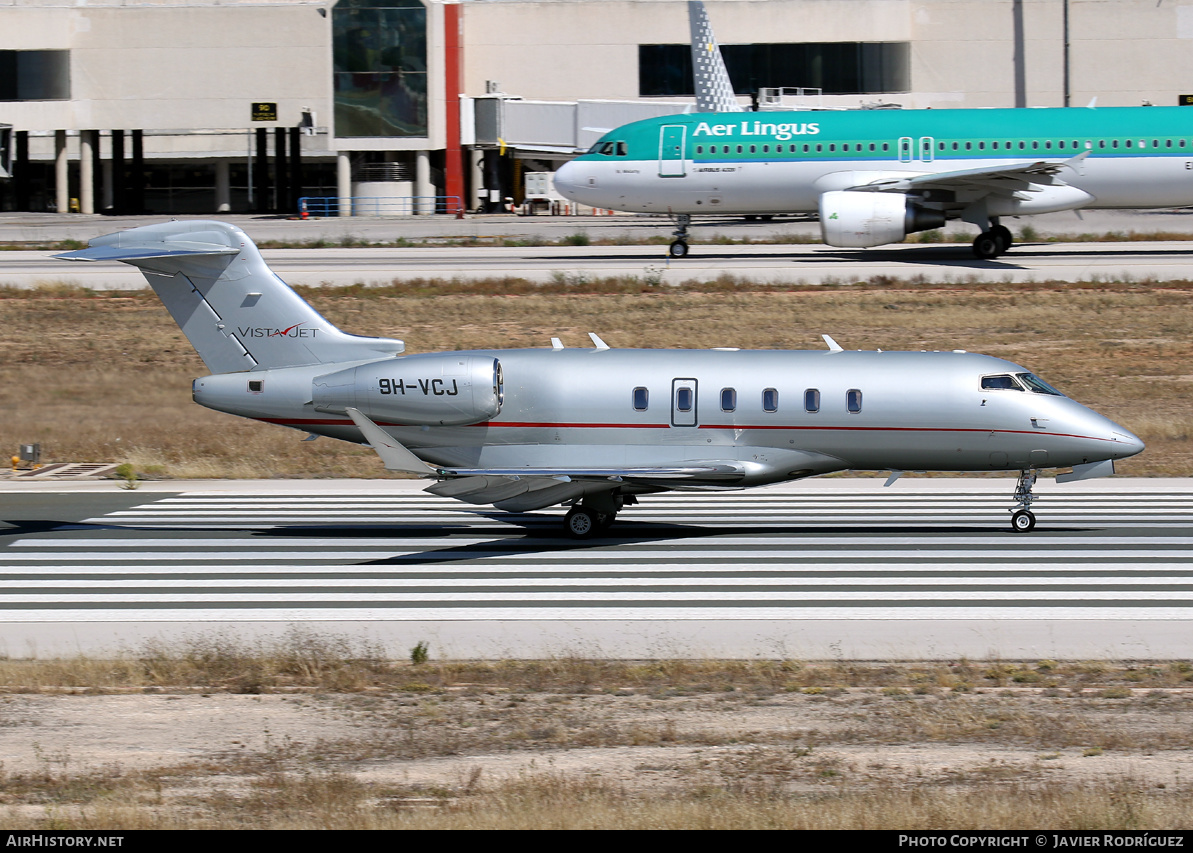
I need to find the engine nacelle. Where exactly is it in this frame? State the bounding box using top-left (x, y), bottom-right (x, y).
top-left (819, 190), bottom-right (945, 248)
top-left (313, 353), bottom-right (503, 426)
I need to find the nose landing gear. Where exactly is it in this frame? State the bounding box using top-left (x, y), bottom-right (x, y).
top-left (1009, 469), bottom-right (1038, 532)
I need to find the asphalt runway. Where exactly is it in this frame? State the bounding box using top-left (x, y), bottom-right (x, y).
top-left (0, 478), bottom-right (1190, 659)
top-left (9, 240), bottom-right (1193, 289)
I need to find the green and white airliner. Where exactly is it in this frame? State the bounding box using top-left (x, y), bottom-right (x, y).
top-left (553, 105), bottom-right (1193, 259)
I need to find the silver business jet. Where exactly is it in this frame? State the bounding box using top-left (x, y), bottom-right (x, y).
top-left (58, 221), bottom-right (1143, 536)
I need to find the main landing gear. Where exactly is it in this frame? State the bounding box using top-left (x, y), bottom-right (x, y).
top-left (669, 214), bottom-right (692, 258)
top-left (972, 223), bottom-right (1013, 260)
top-left (563, 494), bottom-right (631, 539)
top-left (1009, 469), bottom-right (1038, 532)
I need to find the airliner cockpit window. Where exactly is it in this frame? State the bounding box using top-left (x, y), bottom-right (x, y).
top-left (1017, 373), bottom-right (1065, 396)
top-left (981, 375), bottom-right (1022, 391)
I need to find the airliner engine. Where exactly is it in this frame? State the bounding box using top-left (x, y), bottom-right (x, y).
top-left (819, 190), bottom-right (946, 248)
top-left (314, 354), bottom-right (503, 426)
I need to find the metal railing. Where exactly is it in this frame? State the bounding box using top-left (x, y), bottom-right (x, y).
top-left (298, 195), bottom-right (465, 218)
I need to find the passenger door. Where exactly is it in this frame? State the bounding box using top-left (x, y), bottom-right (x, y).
top-left (659, 125), bottom-right (687, 177)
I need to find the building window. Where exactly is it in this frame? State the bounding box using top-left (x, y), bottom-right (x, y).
top-left (332, 0), bottom-right (428, 138)
top-left (0, 51), bottom-right (69, 101)
top-left (639, 42), bottom-right (910, 97)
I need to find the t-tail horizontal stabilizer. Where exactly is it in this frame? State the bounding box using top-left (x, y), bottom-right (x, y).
top-left (55, 220), bottom-right (404, 375)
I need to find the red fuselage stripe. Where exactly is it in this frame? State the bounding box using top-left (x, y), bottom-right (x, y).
top-left (257, 417), bottom-right (1113, 443)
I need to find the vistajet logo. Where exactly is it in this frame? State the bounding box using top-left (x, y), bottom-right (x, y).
top-left (237, 323), bottom-right (320, 339)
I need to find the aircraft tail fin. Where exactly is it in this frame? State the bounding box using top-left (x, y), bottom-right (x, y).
top-left (688, 1), bottom-right (743, 113)
top-left (57, 220), bottom-right (404, 375)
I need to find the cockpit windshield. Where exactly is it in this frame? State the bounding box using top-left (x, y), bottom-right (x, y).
top-left (980, 373), bottom-right (1066, 396)
top-left (1016, 373), bottom-right (1065, 396)
top-left (588, 140), bottom-right (627, 156)
top-left (981, 374), bottom-right (1022, 391)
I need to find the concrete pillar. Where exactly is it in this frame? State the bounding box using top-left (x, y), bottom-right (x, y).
top-left (54, 130), bottom-right (68, 214)
top-left (336, 152), bottom-right (351, 217)
top-left (468, 149), bottom-right (484, 212)
top-left (79, 131), bottom-right (95, 215)
top-left (415, 149), bottom-right (432, 214)
top-left (215, 159), bottom-right (231, 213)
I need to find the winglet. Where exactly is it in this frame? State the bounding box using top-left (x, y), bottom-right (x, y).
top-left (345, 407), bottom-right (442, 477)
top-left (588, 332), bottom-right (610, 350)
top-left (822, 334), bottom-right (844, 352)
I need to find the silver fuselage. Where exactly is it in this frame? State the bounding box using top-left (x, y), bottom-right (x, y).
top-left (194, 347), bottom-right (1142, 488)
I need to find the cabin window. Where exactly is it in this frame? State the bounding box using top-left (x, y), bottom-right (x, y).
top-left (1017, 373), bottom-right (1065, 396)
top-left (695, 145), bottom-right (703, 154)
top-left (965, 141), bottom-right (972, 150)
top-left (762, 144), bottom-right (770, 153)
top-left (749, 144), bottom-right (757, 154)
top-left (882, 143), bottom-right (890, 152)
top-left (762, 388), bottom-right (779, 412)
top-left (736, 145), bottom-right (743, 153)
top-left (816, 143), bottom-right (823, 152)
top-left (992, 141), bottom-right (1000, 150)
top-left (846, 389), bottom-right (863, 414)
top-left (804, 388), bottom-right (820, 413)
top-left (676, 387), bottom-right (693, 412)
top-left (951, 142), bottom-right (958, 151)
top-left (1112, 140), bottom-right (1119, 148)
top-left (1018, 141), bottom-right (1026, 149)
top-left (1154, 139), bottom-right (1161, 148)
top-left (803, 143), bottom-right (810, 153)
top-left (1125, 139), bottom-right (1133, 148)
top-left (790, 144), bottom-right (798, 153)
top-left (1045, 140), bottom-right (1052, 148)
top-left (981, 374), bottom-right (1021, 391)
top-left (869, 143), bottom-right (876, 152)
top-left (720, 387), bottom-right (737, 412)
top-left (1099, 140), bottom-right (1106, 148)
top-left (1167, 139), bottom-right (1173, 148)
top-left (633, 387), bottom-right (649, 411)
top-left (1032, 141), bottom-right (1039, 150)
top-left (828, 144), bottom-right (836, 152)
top-left (247, 379), bottom-right (264, 393)
top-left (978, 141), bottom-right (985, 150)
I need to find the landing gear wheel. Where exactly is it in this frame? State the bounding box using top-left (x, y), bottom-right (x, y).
top-left (669, 240), bottom-right (689, 258)
top-left (972, 232), bottom-right (1001, 259)
top-left (1011, 510), bottom-right (1036, 533)
top-left (564, 506), bottom-right (599, 539)
top-left (992, 224), bottom-right (1013, 252)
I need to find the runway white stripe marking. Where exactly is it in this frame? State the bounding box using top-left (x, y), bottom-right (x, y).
top-left (6, 488), bottom-right (1190, 621)
top-left (1, 563), bottom-right (1189, 576)
top-left (22, 536), bottom-right (1193, 547)
top-left (4, 577), bottom-right (1190, 589)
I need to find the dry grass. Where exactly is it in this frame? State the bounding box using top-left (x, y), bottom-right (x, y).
top-left (2, 278), bottom-right (1192, 476)
top-left (0, 634), bottom-right (1191, 828)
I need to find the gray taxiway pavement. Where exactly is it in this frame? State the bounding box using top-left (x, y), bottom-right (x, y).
top-left (5, 209), bottom-right (1193, 288)
top-left (1, 477), bottom-right (1190, 659)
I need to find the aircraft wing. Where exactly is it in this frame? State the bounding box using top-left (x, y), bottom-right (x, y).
top-left (346, 407), bottom-right (748, 512)
top-left (853, 152), bottom-right (1089, 195)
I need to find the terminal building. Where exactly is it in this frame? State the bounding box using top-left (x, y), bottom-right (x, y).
top-left (1, 0), bottom-right (1189, 216)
